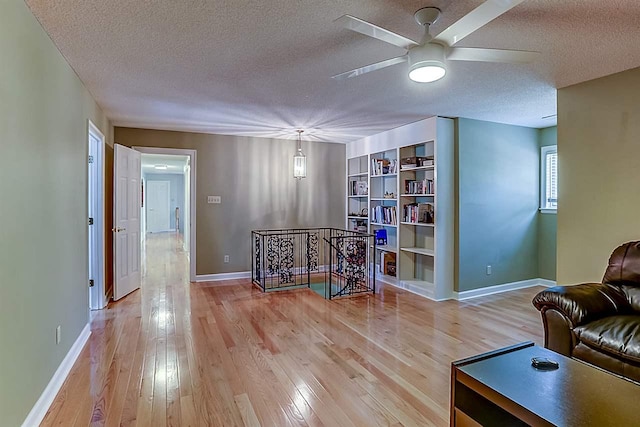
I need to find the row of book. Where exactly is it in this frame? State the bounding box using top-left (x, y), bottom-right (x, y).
top-left (403, 203), bottom-right (435, 224)
top-left (400, 156), bottom-right (435, 170)
top-left (371, 205), bottom-right (397, 225)
top-left (404, 179), bottom-right (434, 195)
top-left (379, 251), bottom-right (396, 276)
top-left (350, 180), bottom-right (368, 196)
top-left (371, 158), bottom-right (398, 175)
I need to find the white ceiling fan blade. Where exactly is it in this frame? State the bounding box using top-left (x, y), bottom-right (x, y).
top-left (335, 15), bottom-right (418, 50)
top-left (447, 47), bottom-right (539, 63)
top-left (331, 56), bottom-right (408, 80)
top-left (433, 0), bottom-right (525, 46)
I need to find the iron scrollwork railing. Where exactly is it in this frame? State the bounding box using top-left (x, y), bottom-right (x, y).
top-left (251, 228), bottom-right (375, 299)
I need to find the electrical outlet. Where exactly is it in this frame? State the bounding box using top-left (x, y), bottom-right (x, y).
top-left (486, 265), bottom-right (492, 275)
top-left (56, 326), bottom-right (61, 345)
top-left (208, 195), bottom-right (221, 204)
top-left (224, 255), bottom-right (229, 263)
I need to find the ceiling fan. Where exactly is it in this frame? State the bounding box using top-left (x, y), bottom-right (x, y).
top-left (332, 0), bottom-right (538, 83)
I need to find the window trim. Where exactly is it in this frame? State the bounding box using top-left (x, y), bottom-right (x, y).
top-left (540, 145), bottom-right (557, 213)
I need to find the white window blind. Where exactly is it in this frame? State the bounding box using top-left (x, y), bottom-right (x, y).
top-left (541, 146), bottom-right (557, 211)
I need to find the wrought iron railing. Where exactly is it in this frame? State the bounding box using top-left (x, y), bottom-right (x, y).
top-left (251, 228), bottom-right (375, 299)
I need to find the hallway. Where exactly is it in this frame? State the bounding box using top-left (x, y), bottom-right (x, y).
top-left (41, 233), bottom-right (543, 426)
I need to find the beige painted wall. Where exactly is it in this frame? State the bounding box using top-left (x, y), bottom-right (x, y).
top-left (557, 67), bottom-right (640, 285)
top-left (0, 1), bottom-right (110, 425)
top-left (114, 128), bottom-right (346, 275)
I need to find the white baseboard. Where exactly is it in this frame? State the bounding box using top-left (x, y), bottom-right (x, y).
top-left (195, 271), bottom-right (251, 282)
top-left (453, 278), bottom-right (556, 301)
top-left (22, 323), bottom-right (91, 427)
top-left (536, 278), bottom-right (557, 288)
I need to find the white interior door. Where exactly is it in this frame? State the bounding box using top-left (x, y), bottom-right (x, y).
top-left (114, 144), bottom-right (141, 300)
top-left (146, 180), bottom-right (171, 232)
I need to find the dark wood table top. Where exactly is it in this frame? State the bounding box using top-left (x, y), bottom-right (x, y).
top-left (455, 344), bottom-right (640, 426)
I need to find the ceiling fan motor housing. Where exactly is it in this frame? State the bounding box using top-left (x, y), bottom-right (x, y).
top-left (408, 43), bottom-right (447, 82)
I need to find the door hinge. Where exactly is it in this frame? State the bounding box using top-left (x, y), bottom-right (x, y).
top-left (88, 155), bottom-right (94, 164)
top-left (89, 279), bottom-right (94, 287)
top-left (88, 217), bottom-right (94, 225)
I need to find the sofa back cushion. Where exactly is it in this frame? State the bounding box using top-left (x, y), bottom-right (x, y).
top-left (619, 286), bottom-right (640, 312)
top-left (603, 241), bottom-right (640, 310)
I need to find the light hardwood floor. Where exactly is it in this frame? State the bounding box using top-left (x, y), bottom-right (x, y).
top-left (41, 233), bottom-right (544, 426)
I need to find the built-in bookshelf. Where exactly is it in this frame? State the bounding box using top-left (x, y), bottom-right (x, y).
top-left (368, 149), bottom-right (398, 283)
top-left (345, 117), bottom-right (454, 300)
top-left (398, 140), bottom-right (437, 297)
top-left (346, 155), bottom-right (369, 233)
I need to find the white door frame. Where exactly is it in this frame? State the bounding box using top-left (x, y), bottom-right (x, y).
top-left (88, 120), bottom-right (106, 309)
top-left (134, 146), bottom-right (197, 282)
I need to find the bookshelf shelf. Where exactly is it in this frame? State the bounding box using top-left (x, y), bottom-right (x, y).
top-left (371, 173), bottom-right (397, 178)
top-left (400, 247), bottom-right (434, 256)
top-left (371, 222), bottom-right (397, 227)
top-left (373, 244), bottom-right (397, 253)
top-left (399, 165), bottom-right (435, 172)
top-left (346, 117), bottom-right (453, 300)
top-left (346, 154), bottom-right (370, 234)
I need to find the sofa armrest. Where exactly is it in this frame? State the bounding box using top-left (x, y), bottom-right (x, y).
top-left (532, 283), bottom-right (630, 356)
top-left (533, 283), bottom-right (629, 326)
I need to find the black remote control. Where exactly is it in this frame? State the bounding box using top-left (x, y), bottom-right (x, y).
top-left (531, 357), bottom-right (559, 370)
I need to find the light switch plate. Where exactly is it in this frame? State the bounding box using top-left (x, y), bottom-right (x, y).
top-left (207, 196), bottom-right (221, 204)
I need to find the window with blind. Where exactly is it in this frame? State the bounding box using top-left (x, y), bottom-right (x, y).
top-left (541, 146), bottom-right (557, 211)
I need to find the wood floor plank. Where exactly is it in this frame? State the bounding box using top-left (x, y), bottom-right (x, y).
top-left (234, 393), bottom-right (262, 427)
top-left (41, 232), bottom-right (544, 427)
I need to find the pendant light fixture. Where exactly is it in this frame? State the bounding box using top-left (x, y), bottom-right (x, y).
top-left (293, 129), bottom-right (306, 179)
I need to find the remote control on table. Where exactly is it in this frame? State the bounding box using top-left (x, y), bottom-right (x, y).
top-left (531, 357), bottom-right (559, 370)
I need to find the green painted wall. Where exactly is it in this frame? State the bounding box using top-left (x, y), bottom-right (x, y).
top-left (557, 67), bottom-right (640, 285)
top-left (538, 126), bottom-right (557, 280)
top-left (455, 118), bottom-right (540, 292)
top-left (0, 1), bottom-right (109, 425)
top-left (115, 127), bottom-right (345, 275)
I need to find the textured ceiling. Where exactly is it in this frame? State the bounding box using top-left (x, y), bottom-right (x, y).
top-left (25, 0), bottom-right (640, 143)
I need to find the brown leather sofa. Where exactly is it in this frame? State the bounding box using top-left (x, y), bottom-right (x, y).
top-left (532, 241), bottom-right (640, 382)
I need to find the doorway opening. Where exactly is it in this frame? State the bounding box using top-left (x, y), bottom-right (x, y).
top-left (88, 121), bottom-right (106, 309)
top-left (138, 148), bottom-right (196, 282)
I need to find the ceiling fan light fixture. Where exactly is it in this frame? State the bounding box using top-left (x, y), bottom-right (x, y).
top-left (408, 61), bottom-right (446, 83)
top-left (408, 43), bottom-right (447, 83)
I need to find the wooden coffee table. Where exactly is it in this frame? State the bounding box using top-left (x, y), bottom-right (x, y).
top-left (450, 341), bottom-right (640, 426)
